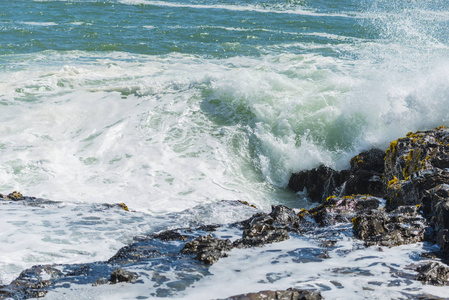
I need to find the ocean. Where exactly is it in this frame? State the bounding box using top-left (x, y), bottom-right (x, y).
top-left (1, 0), bottom-right (449, 298)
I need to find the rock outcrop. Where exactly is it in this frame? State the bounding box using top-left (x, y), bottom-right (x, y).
top-left (416, 262), bottom-right (449, 285)
top-left (223, 288), bottom-right (323, 300)
top-left (288, 126), bottom-right (449, 258)
top-left (288, 149), bottom-right (385, 203)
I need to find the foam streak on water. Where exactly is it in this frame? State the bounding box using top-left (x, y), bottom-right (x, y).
top-left (1, 0), bottom-right (449, 297)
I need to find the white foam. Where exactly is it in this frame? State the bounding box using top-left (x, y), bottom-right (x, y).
top-left (20, 22), bottom-right (58, 26)
top-left (2, 46), bottom-right (449, 212)
top-left (42, 225), bottom-right (449, 299)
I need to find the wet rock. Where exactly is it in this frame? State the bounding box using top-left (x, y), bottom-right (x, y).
top-left (288, 149), bottom-right (385, 203)
top-left (110, 268), bottom-right (138, 284)
top-left (153, 230), bottom-right (188, 241)
top-left (352, 206), bottom-right (427, 247)
top-left (288, 165), bottom-right (349, 203)
top-left (436, 230), bottom-right (449, 254)
top-left (416, 262), bottom-right (449, 285)
top-left (350, 148), bottom-right (385, 174)
top-left (181, 235), bottom-right (233, 265)
top-left (223, 288), bottom-right (323, 300)
top-left (108, 241), bottom-right (161, 264)
top-left (269, 205), bottom-right (302, 232)
top-left (304, 195), bottom-right (380, 227)
top-left (344, 149), bottom-right (386, 197)
top-left (383, 127), bottom-right (449, 210)
top-left (0, 265), bottom-right (63, 299)
top-left (233, 211), bottom-right (289, 248)
top-left (6, 191), bottom-right (25, 201)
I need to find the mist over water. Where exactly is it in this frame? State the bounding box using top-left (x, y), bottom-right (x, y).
top-left (1, 0), bottom-right (449, 296)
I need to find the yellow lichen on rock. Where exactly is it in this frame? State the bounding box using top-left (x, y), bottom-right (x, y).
top-left (119, 203), bottom-right (129, 211)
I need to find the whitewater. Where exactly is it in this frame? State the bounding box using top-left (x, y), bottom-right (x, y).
top-left (1, 0), bottom-right (449, 298)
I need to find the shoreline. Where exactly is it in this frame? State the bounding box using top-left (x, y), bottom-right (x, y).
top-left (2, 126), bottom-right (449, 299)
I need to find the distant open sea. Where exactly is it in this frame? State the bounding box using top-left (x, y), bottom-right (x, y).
top-left (1, 0), bottom-right (449, 298)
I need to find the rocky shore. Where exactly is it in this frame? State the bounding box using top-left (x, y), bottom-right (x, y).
top-left (2, 127), bottom-right (449, 299)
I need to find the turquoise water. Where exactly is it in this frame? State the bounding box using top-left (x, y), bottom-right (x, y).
top-left (2, 0), bottom-right (369, 56)
top-left (1, 1), bottom-right (449, 296)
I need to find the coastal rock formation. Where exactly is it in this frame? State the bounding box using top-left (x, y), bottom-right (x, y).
top-left (4, 127), bottom-right (449, 299)
top-left (288, 149), bottom-right (385, 203)
top-left (223, 288), bottom-right (323, 300)
top-left (287, 165), bottom-right (348, 203)
top-left (381, 127), bottom-right (449, 255)
top-left (352, 206), bottom-right (427, 247)
top-left (110, 268), bottom-right (139, 284)
top-left (303, 194), bottom-right (380, 227)
top-left (416, 262), bottom-right (449, 285)
top-left (181, 235), bottom-right (233, 264)
top-left (288, 126), bottom-right (449, 257)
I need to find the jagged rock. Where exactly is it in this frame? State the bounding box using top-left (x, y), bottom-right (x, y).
top-left (436, 230), bottom-right (449, 254)
top-left (416, 262), bottom-right (449, 285)
top-left (384, 127), bottom-right (449, 185)
top-left (153, 230), bottom-right (188, 241)
top-left (350, 148), bottom-right (385, 174)
top-left (233, 209), bottom-right (290, 248)
top-left (352, 206), bottom-right (427, 247)
top-left (383, 127), bottom-right (449, 210)
top-left (223, 288), bottom-right (323, 300)
top-left (269, 205), bottom-right (301, 231)
top-left (0, 265), bottom-right (63, 299)
top-left (288, 149), bottom-right (385, 203)
top-left (181, 235), bottom-right (233, 264)
top-left (110, 268), bottom-right (138, 284)
top-left (304, 195), bottom-right (380, 227)
top-left (288, 165), bottom-right (349, 203)
top-left (344, 149), bottom-right (386, 197)
top-left (108, 241), bottom-right (160, 264)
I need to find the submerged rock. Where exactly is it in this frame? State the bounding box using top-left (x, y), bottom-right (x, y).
top-left (223, 288), bottom-right (323, 300)
top-left (110, 268), bottom-right (138, 284)
top-left (0, 265), bottom-right (63, 299)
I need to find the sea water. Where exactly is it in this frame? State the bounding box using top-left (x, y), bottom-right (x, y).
top-left (1, 0), bottom-right (449, 298)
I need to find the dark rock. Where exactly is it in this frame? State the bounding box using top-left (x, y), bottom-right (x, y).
top-left (304, 195), bottom-right (380, 227)
top-left (288, 149), bottom-right (385, 203)
top-left (437, 230), bottom-right (449, 254)
top-left (1, 265), bottom-right (64, 299)
top-left (6, 191), bottom-right (25, 201)
top-left (108, 241), bottom-right (160, 264)
top-left (344, 149), bottom-right (386, 197)
top-left (269, 205), bottom-right (301, 232)
top-left (383, 127), bottom-right (449, 209)
top-left (344, 170), bottom-right (384, 197)
top-left (153, 230), bottom-right (188, 241)
top-left (350, 148), bottom-right (385, 174)
top-left (288, 165), bottom-right (349, 203)
top-left (352, 206), bottom-right (427, 247)
top-left (233, 210), bottom-right (290, 248)
top-left (110, 268), bottom-right (138, 284)
top-left (386, 169), bottom-right (449, 210)
top-left (353, 210), bottom-right (388, 241)
top-left (222, 288), bottom-right (322, 300)
top-left (181, 235), bottom-right (233, 265)
top-left (416, 262), bottom-right (449, 285)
